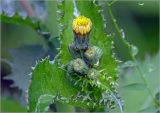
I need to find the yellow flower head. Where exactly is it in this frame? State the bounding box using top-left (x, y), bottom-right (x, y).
top-left (72, 16), bottom-right (92, 35)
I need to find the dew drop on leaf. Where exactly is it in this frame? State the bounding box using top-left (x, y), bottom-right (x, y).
top-left (131, 45), bottom-right (138, 56)
top-left (113, 19), bottom-right (117, 22)
top-left (120, 29), bottom-right (125, 39)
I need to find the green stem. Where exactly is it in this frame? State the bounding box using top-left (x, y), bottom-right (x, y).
top-left (106, 2), bottom-right (157, 107)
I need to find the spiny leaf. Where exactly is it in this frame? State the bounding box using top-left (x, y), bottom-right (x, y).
top-left (119, 52), bottom-right (160, 112)
top-left (45, 0), bottom-right (59, 36)
top-left (56, 0), bottom-right (74, 65)
top-left (29, 57), bottom-right (76, 112)
top-left (28, 58), bottom-right (103, 112)
top-left (1, 11), bottom-right (38, 29)
top-left (4, 45), bottom-right (45, 92)
top-left (35, 94), bottom-right (54, 112)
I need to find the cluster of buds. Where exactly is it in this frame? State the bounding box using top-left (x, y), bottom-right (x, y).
top-left (67, 16), bottom-right (103, 80)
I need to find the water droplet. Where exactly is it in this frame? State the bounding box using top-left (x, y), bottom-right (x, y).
top-left (120, 29), bottom-right (125, 39)
top-left (138, 2), bottom-right (144, 6)
top-left (131, 45), bottom-right (138, 56)
top-left (113, 19), bottom-right (117, 22)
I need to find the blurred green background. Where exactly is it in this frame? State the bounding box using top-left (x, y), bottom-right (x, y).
top-left (1, 0), bottom-right (159, 112)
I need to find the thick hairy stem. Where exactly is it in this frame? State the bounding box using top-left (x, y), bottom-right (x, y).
top-left (106, 2), bottom-right (158, 107)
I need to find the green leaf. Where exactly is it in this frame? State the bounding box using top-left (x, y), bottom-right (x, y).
top-left (29, 58), bottom-right (74, 111)
top-left (34, 94), bottom-right (54, 112)
top-left (45, 1), bottom-right (59, 36)
top-left (57, 0), bottom-right (74, 65)
top-left (119, 52), bottom-right (160, 112)
top-left (28, 58), bottom-right (100, 112)
top-left (1, 12), bottom-right (38, 29)
top-left (4, 45), bottom-right (45, 92)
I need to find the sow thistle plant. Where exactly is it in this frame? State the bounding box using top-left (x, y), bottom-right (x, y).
top-left (1, 0), bottom-right (158, 112)
top-left (27, 1), bottom-right (123, 112)
top-left (29, 15), bottom-right (122, 112)
top-left (67, 15), bottom-right (119, 110)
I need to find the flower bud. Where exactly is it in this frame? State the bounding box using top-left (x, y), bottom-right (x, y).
top-left (68, 43), bottom-right (81, 58)
top-left (84, 46), bottom-right (103, 67)
top-left (67, 60), bottom-right (74, 75)
top-left (87, 69), bottom-right (100, 79)
top-left (72, 16), bottom-right (92, 50)
top-left (72, 58), bottom-right (89, 75)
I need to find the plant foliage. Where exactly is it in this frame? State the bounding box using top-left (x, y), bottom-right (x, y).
top-left (28, 0), bottom-right (122, 112)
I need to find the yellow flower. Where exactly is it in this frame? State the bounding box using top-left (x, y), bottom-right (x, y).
top-left (72, 16), bottom-right (92, 35)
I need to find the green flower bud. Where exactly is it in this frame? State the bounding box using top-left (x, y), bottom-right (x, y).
top-left (84, 46), bottom-right (103, 67)
top-left (87, 68), bottom-right (100, 79)
top-left (67, 60), bottom-right (74, 74)
top-left (72, 58), bottom-right (89, 75)
top-left (68, 43), bottom-right (81, 58)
